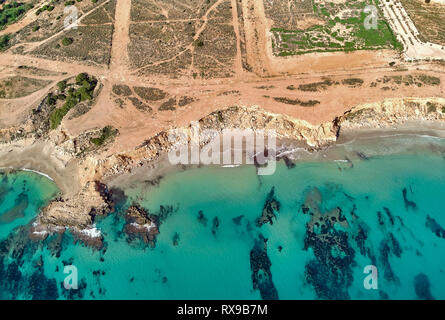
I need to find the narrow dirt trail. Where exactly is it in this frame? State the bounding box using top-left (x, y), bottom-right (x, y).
top-left (109, 0), bottom-right (132, 81)
top-left (231, 0), bottom-right (244, 78)
top-left (0, 53), bottom-right (106, 76)
top-left (241, 0), bottom-right (275, 76)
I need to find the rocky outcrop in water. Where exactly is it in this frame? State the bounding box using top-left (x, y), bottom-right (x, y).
top-left (124, 204), bottom-right (159, 247)
top-left (256, 187), bottom-right (280, 227)
top-left (249, 235), bottom-right (278, 300)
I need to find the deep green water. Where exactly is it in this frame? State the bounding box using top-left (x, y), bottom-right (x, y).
top-left (1, 135), bottom-right (445, 300)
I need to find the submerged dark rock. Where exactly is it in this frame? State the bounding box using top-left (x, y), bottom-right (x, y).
top-left (402, 188), bottom-right (417, 211)
top-left (383, 207), bottom-right (395, 226)
top-left (425, 215), bottom-right (445, 239)
top-left (389, 233), bottom-right (402, 258)
top-left (211, 216), bottom-right (220, 236)
top-left (232, 215), bottom-right (244, 226)
top-left (356, 151), bottom-right (369, 161)
top-left (197, 210), bottom-right (208, 226)
top-left (256, 187), bottom-right (280, 227)
top-left (124, 204), bottom-right (159, 247)
top-left (0, 223), bottom-right (60, 300)
top-left (379, 240), bottom-right (398, 283)
top-left (414, 273), bottom-right (435, 300)
top-left (279, 155), bottom-right (296, 169)
top-left (249, 235), bottom-right (278, 300)
top-left (301, 188), bottom-right (355, 299)
top-left (172, 232), bottom-right (180, 246)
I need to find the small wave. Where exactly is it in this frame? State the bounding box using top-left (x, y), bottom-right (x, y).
top-left (21, 168), bottom-right (54, 181)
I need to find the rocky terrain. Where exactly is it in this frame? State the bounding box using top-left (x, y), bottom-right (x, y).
top-left (2, 96), bottom-right (445, 246)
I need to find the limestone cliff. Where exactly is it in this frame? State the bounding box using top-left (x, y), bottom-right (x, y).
top-left (4, 98), bottom-right (445, 238)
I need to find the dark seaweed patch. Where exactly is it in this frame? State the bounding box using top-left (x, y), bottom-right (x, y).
top-left (197, 210), bottom-right (208, 226)
top-left (425, 215), bottom-right (445, 239)
top-left (232, 215), bottom-right (244, 225)
top-left (0, 224), bottom-right (60, 300)
top-left (383, 207), bottom-right (395, 226)
top-left (414, 273), bottom-right (435, 300)
top-left (377, 211), bottom-right (385, 226)
top-left (304, 226), bottom-right (355, 299)
top-left (249, 235), bottom-right (278, 300)
top-left (61, 278), bottom-right (87, 300)
top-left (172, 232), bottom-right (180, 246)
top-left (279, 155), bottom-right (296, 169)
top-left (389, 233), bottom-right (402, 258)
top-left (378, 240), bottom-right (399, 283)
top-left (211, 216), bottom-right (220, 236)
top-left (402, 188), bottom-right (417, 211)
top-left (256, 187), bottom-right (280, 227)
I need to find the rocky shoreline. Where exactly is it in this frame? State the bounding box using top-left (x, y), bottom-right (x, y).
top-left (2, 97), bottom-right (445, 247)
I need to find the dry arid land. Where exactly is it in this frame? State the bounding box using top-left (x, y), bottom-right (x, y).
top-left (1, 0), bottom-right (445, 241)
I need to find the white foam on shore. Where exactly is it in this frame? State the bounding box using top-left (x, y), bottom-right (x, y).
top-left (130, 222), bottom-right (156, 232)
top-left (21, 168), bottom-right (54, 181)
top-left (80, 224), bottom-right (102, 238)
top-left (32, 230), bottom-right (49, 236)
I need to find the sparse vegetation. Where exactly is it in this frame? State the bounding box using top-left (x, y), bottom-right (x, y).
top-left (133, 87), bottom-right (167, 101)
top-left (49, 73), bottom-right (97, 129)
top-left (342, 78), bottom-right (364, 87)
top-left (112, 84), bottom-right (132, 96)
top-left (159, 98), bottom-right (176, 111)
top-left (273, 97), bottom-right (320, 107)
top-left (297, 79), bottom-right (334, 92)
top-left (90, 126), bottom-right (118, 146)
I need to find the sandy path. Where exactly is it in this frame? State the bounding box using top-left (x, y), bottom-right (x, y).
top-left (109, 0), bottom-right (131, 80)
top-left (231, 0), bottom-right (244, 78)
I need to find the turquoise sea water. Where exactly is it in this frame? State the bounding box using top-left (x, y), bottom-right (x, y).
top-left (1, 135), bottom-right (445, 299)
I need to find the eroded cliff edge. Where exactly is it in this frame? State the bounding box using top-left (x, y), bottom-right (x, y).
top-left (2, 97), bottom-right (445, 241)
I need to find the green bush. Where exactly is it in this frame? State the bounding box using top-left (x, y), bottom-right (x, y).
top-left (0, 34), bottom-right (11, 50)
top-left (61, 37), bottom-right (73, 46)
top-left (57, 80), bottom-right (67, 92)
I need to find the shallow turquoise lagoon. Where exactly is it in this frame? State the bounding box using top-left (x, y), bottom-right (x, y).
top-left (1, 136), bottom-right (445, 300)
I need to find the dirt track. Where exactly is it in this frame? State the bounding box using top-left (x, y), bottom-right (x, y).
top-left (1, 0), bottom-right (445, 154)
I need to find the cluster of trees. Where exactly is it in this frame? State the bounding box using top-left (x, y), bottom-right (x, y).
top-left (0, 1), bottom-right (33, 29)
top-left (36, 4), bottom-right (55, 15)
top-left (49, 73), bottom-right (98, 129)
